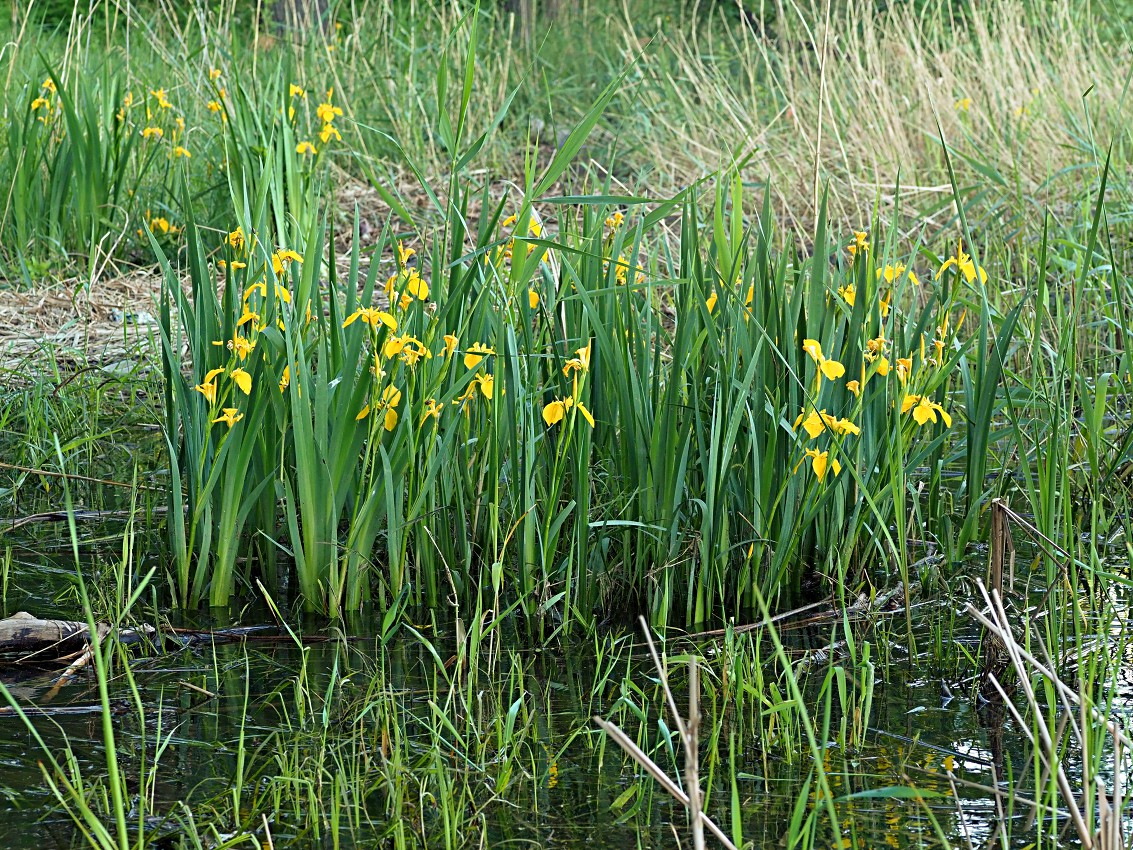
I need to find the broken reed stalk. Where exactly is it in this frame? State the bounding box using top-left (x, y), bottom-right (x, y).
top-left (966, 580), bottom-right (1131, 850)
top-left (989, 497), bottom-right (1015, 594)
top-left (687, 652), bottom-right (704, 850)
top-left (593, 616), bottom-right (736, 850)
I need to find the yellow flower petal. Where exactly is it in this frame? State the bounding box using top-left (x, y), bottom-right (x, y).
top-left (463, 342), bottom-right (494, 370)
top-left (382, 385), bottom-right (402, 408)
top-left (230, 367), bottom-right (252, 395)
top-left (801, 410), bottom-right (825, 440)
top-left (811, 450), bottom-right (829, 480)
top-left (912, 397), bottom-right (936, 425)
top-left (406, 273), bottom-right (429, 301)
top-left (384, 336), bottom-right (407, 359)
top-left (211, 407), bottom-right (243, 427)
top-left (819, 359), bottom-right (846, 381)
top-left (576, 401), bottom-right (595, 428)
top-left (542, 400), bottom-right (565, 426)
top-left (193, 381), bottom-right (217, 404)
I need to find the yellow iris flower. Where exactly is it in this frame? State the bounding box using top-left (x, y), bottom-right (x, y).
top-left (542, 400), bottom-right (566, 425)
top-left (563, 341), bottom-right (592, 376)
top-left (611, 255), bottom-right (643, 285)
top-left (229, 335), bottom-right (255, 361)
top-left (316, 100), bottom-right (343, 124)
top-left (478, 374), bottom-right (494, 399)
top-left (878, 263), bottom-right (919, 286)
top-left (421, 399), bottom-right (442, 424)
top-left (404, 272), bottom-right (429, 301)
top-left (896, 357), bottom-right (913, 384)
top-left (212, 407), bottom-right (243, 428)
top-left (802, 339), bottom-right (846, 385)
top-left (342, 307), bottom-right (396, 331)
top-left (357, 385), bottom-right (403, 430)
top-left (399, 339), bottom-right (432, 367)
top-left (936, 240), bottom-right (987, 284)
top-left (230, 368), bottom-right (252, 395)
top-left (793, 409), bottom-right (860, 440)
top-left (901, 395), bottom-right (952, 427)
top-left (271, 249), bottom-right (303, 276)
top-left (383, 335), bottom-right (407, 359)
top-left (463, 342), bottom-right (495, 370)
top-left (803, 448), bottom-right (841, 480)
top-left (193, 367), bottom-right (225, 404)
top-left (542, 395), bottom-right (595, 428)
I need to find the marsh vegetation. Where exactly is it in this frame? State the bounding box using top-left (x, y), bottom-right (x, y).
top-left (1, 0), bottom-right (1133, 847)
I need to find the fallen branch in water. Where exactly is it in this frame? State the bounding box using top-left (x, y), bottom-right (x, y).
top-left (0, 460), bottom-right (164, 493)
top-left (0, 612), bottom-right (109, 663)
top-left (41, 645), bottom-right (94, 702)
top-left (1, 506), bottom-right (168, 534)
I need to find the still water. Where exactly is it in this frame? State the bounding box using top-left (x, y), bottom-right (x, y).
top-left (0, 514), bottom-right (1121, 848)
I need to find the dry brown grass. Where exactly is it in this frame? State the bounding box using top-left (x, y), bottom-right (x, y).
top-left (0, 273), bottom-right (166, 369)
top-left (591, 0), bottom-right (1131, 239)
